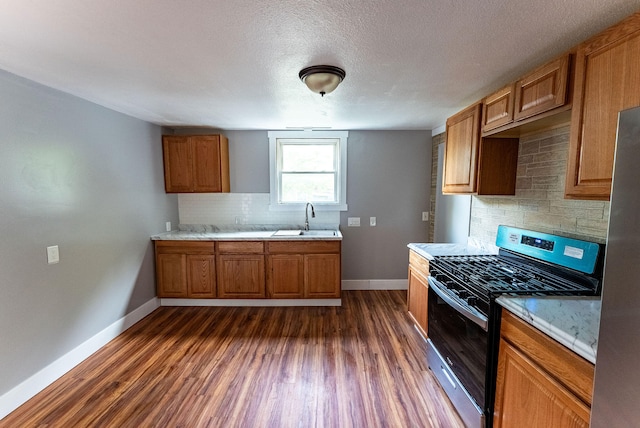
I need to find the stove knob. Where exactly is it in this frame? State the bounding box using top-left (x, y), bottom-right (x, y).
top-left (467, 296), bottom-right (478, 307)
top-left (458, 290), bottom-right (469, 299)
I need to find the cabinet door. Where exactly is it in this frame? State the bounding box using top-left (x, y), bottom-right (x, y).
top-left (482, 84), bottom-right (515, 132)
top-left (407, 266), bottom-right (428, 338)
top-left (192, 135), bottom-right (222, 192)
top-left (157, 253), bottom-right (187, 297)
top-left (268, 254), bottom-right (304, 298)
top-left (304, 254), bottom-right (341, 298)
top-left (187, 255), bottom-right (216, 298)
top-left (162, 136), bottom-right (193, 193)
top-left (566, 14), bottom-right (640, 199)
top-left (513, 54), bottom-right (570, 121)
top-left (493, 339), bottom-right (590, 428)
top-left (443, 103), bottom-right (481, 194)
top-left (217, 254), bottom-right (266, 298)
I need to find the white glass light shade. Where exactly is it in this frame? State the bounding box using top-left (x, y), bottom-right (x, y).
top-left (299, 65), bottom-right (346, 96)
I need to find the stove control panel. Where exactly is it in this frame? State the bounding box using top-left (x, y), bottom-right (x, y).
top-left (521, 235), bottom-right (555, 251)
top-left (496, 225), bottom-right (602, 275)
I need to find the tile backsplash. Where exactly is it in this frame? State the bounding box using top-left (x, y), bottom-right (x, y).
top-left (431, 124), bottom-right (610, 245)
top-left (179, 193), bottom-right (340, 227)
top-left (470, 124), bottom-right (610, 243)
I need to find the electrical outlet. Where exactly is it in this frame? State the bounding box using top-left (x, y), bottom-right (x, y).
top-left (347, 217), bottom-right (361, 227)
top-left (165, 221), bottom-right (172, 232)
top-left (422, 211), bottom-right (429, 221)
top-left (370, 217), bottom-right (376, 226)
top-left (47, 245), bottom-right (59, 264)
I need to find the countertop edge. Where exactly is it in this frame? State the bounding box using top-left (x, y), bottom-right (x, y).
top-left (496, 296), bottom-right (599, 364)
top-left (151, 231), bottom-right (342, 241)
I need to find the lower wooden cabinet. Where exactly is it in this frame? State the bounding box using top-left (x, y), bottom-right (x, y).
top-left (155, 241), bottom-right (216, 298)
top-left (217, 241), bottom-right (266, 298)
top-left (493, 310), bottom-right (594, 427)
top-left (407, 250), bottom-right (429, 337)
top-left (267, 241), bottom-right (341, 299)
top-left (305, 253), bottom-right (341, 298)
top-left (154, 239), bottom-right (341, 300)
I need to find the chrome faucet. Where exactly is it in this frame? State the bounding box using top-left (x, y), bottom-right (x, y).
top-left (304, 202), bottom-right (315, 231)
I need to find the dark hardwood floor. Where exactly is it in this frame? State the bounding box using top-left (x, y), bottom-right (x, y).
top-left (1, 290), bottom-right (463, 427)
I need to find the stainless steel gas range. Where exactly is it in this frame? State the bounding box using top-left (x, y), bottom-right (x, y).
top-left (425, 225), bottom-right (604, 427)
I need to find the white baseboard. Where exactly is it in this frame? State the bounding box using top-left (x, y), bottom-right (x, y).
top-left (160, 298), bottom-right (341, 307)
top-left (0, 298), bottom-right (159, 420)
top-left (341, 279), bottom-right (408, 290)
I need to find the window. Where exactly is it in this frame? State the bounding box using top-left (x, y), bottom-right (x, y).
top-left (268, 130), bottom-right (348, 211)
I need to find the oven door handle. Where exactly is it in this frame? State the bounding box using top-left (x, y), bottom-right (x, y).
top-left (428, 277), bottom-right (488, 331)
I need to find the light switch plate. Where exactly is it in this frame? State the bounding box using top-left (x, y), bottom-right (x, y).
top-left (422, 211), bottom-right (429, 221)
top-left (47, 245), bottom-right (59, 264)
top-left (370, 217), bottom-right (376, 226)
top-left (347, 217), bottom-right (361, 227)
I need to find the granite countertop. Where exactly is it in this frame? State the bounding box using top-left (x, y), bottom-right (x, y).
top-left (407, 240), bottom-right (498, 260)
top-left (151, 224), bottom-right (342, 241)
top-left (497, 295), bottom-right (601, 364)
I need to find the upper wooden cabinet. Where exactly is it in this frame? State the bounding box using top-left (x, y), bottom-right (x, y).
top-left (482, 84), bottom-right (515, 132)
top-left (444, 103), bottom-right (519, 195)
top-left (162, 134), bottom-right (230, 193)
top-left (481, 54), bottom-right (572, 134)
top-left (565, 12), bottom-right (640, 200)
top-left (513, 54), bottom-right (571, 121)
top-left (443, 103), bottom-right (482, 194)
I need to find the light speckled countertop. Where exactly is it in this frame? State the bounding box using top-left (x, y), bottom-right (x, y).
top-left (152, 224), bottom-right (342, 241)
top-left (407, 241), bottom-right (497, 260)
top-left (496, 296), bottom-right (600, 364)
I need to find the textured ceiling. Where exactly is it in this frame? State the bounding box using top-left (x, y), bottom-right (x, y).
top-left (1, 1), bottom-right (639, 130)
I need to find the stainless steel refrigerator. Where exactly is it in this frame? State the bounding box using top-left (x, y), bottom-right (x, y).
top-left (591, 106), bottom-right (640, 426)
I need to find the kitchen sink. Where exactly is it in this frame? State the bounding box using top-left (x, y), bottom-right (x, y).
top-left (273, 229), bottom-right (341, 238)
top-left (300, 230), bottom-right (339, 236)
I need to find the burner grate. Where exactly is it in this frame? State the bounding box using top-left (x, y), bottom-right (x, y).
top-left (430, 254), bottom-right (599, 299)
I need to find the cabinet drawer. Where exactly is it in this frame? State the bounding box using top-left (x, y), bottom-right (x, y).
top-left (154, 241), bottom-right (215, 254)
top-left (218, 241), bottom-right (264, 253)
top-left (268, 241), bottom-right (340, 254)
top-left (409, 250), bottom-right (430, 280)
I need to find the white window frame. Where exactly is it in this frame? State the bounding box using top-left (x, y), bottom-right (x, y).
top-left (268, 130), bottom-right (348, 211)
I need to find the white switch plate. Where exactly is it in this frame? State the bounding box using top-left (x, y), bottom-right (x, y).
top-left (370, 217), bottom-right (376, 226)
top-left (165, 221), bottom-right (172, 232)
top-left (422, 211), bottom-right (429, 221)
top-left (47, 245), bottom-right (59, 264)
top-left (347, 217), bottom-right (361, 227)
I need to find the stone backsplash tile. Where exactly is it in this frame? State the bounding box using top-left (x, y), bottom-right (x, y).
top-left (469, 124), bottom-right (609, 243)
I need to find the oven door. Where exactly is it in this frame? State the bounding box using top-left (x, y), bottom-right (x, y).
top-left (427, 279), bottom-right (488, 416)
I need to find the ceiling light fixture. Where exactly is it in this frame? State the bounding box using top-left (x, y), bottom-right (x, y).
top-left (299, 65), bottom-right (346, 97)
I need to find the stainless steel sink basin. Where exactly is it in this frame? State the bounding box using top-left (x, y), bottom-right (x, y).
top-left (300, 230), bottom-right (339, 236)
top-left (273, 229), bottom-right (341, 238)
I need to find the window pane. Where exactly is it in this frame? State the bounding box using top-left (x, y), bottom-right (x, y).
top-left (281, 173), bottom-right (335, 202)
top-left (282, 144), bottom-right (335, 172)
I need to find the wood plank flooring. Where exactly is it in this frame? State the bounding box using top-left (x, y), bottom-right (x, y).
top-left (1, 290), bottom-right (463, 427)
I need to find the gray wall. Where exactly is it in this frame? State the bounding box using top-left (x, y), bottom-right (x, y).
top-left (0, 70), bottom-right (178, 396)
top-left (202, 130), bottom-right (431, 279)
top-left (340, 131), bottom-right (431, 279)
